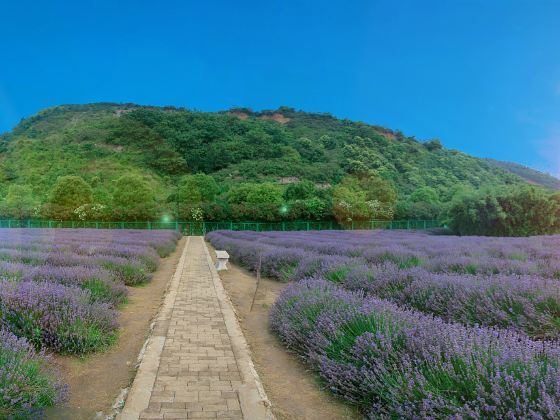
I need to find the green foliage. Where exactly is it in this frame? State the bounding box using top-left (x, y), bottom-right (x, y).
top-left (486, 159), bottom-right (560, 191)
top-left (0, 185), bottom-right (38, 219)
top-left (423, 139), bottom-right (443, 151)
top-left (396, 186), bottom-right (441, 219)
top-left (332, 173), bottom-right (396, 224)
top-left (0, 102), bottom-right (551, 224)
top-left (172, 173), bottom-right (220, 220)
top-left (409, 186), bottom-right (439, 204)
top-left (227, 182), bottom-right (284, 221)
top-left (42, 176), bottom-right (93, 220)
top-left (112, 174), bottom-right (157, 220)
top-left (448, 186), bottom-right (560, 236)
top-left (48, 176), bottom-right (93, 208)
top-left (284, 180), bottom-right (316, 201)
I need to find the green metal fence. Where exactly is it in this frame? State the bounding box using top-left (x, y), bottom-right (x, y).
top-left (0, 219), bottom-right (441, 235)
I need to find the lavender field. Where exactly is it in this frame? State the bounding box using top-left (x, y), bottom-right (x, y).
top-left (0, 228), bottom-right (180, 417)
top-left (207, 229), bottom-right (560, 418)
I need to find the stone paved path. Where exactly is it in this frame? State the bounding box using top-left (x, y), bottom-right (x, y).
top-left (119, 237), bottom-right (271, 420)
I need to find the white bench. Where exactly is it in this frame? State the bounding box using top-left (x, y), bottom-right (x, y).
top-left (215, 250), bottom-right (230, 271)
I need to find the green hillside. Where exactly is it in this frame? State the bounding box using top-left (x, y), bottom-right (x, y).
top-left (485, 158), bottom-right (560, 190)
top-left (0, 103), bottom-right (536, 221)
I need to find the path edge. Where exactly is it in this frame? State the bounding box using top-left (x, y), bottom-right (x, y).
top-left (202, 237), bottom-right (275, 420)
top-left (117, 237), bottom-right (190, 420)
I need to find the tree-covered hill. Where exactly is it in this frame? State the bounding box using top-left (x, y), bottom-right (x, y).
top-left (485, 159), bottom-right (560, 191)
top-left (0, 102), bottom-right (547, 222)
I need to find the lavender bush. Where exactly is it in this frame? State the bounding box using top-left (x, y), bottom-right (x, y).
top-left (0, 261), bottom-right (127, 305)
top-left (271, 279), bottom-right (560, 418)
top-left (0, 228), bottom-right (179, 352)
top-left (207, 230), bottom-right (560, 338)
top-left (0, 280), bottom-right (118, 354)
top-left (0, 228), bottom-right (179, 414)
top-left (207, 229), bottom-right (560, 416)
top-left (0, 328), bottom-right (66, 418)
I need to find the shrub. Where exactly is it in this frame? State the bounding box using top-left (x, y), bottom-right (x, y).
top-left (271, 279), bottom-right (560, 418)
top-left (0, 280), bottom-right (118, 354)
top-left (0, 329), bottom-right (66, 418)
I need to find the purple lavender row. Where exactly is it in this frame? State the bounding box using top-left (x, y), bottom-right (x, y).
top-left (340, 263), bottom-right (560, 339)
top-left (270, 278), bottom-right (560, 418)
top-left (0, 242), bottom-right (160, 268)
top-left (0, 328), bottom-right (67, 417)
top-left (0, 280), bottom-right (118, 354)
top-left (215, 229), bottom-right (560, 277)
top-left (206, 231), bottom-right (560, 338)
top-left (0, 228), bottom-right (180, 257)
top-left (0, 261), bottom-right (127, 305)
top-left (0, 248), bottom-right (151, 285)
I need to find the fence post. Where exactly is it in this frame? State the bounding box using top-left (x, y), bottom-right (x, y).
top-left (27, 220), bottom-right (31, 228)
top-left (282, 222), bottom-right (285, 231)
top-left (306, 221), bottom-right (310, 231)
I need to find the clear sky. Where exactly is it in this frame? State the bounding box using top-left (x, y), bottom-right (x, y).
top-left (1, 1), bottom-right (559, 175)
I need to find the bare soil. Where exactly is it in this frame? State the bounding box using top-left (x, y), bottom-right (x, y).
top-left (207, 242), bottom-right (359, 420)
top-left (46, 237), bottom-right (186, 420)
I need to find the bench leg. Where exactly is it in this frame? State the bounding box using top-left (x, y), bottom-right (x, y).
top-left (216, 259), bottom-right (228, 271)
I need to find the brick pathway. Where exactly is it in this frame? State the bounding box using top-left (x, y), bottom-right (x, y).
top-left (119, 237), bottom-right (271, 420)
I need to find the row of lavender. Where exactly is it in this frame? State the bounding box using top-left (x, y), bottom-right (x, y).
top-left (208, 230), bottom-right (560, 338)
top-left (207, 230), bottom-right (560, 417)
top-left (0, 228), bottom-right (180, 417)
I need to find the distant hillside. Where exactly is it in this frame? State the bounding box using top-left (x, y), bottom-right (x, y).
top-left (485, 159), bottom-right (560, 190)
top-left (0, 102), bottom-right (537, 220)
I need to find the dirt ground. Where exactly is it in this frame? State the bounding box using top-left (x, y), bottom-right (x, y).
top-left (207, 242), bottom-right (359, 420)
top-left (46, 237), bottom-right (186, 420)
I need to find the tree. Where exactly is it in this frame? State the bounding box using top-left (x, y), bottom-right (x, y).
top-left (48, 176), bottom-right (93, 208)
top-left (409, 187), bottom-right (439, 204)
top-left (113, 174), bottom-right (157, 220)
top-left (294, 137), bottom-right (325, 162)
top-left (227, 183), bottom-right (284, 221)
top-left (1, 185), bottom-right (38, 219)
top-left (424, 139), bottom-right (443, 151)
top-left (401, 187), bottom-right (441, 219)
top-left (177, 174), bottom-right (219, 203)
top-left (447, 186), bottom-right (559, 236)
top-left (173, 174), bottom-right (220, 220)
top-left (284, 180), bottom-right (316, 201)
top-left (332, 173), bottom-right (397, 223)
top-left (42, 176), bottom-right (93, 220)
top-left (332, 186), bottom-right (370, 225)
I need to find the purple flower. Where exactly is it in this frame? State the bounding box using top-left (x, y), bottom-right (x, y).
top-left (207, 229), bottom-right (560, 416)
top-left (0, 328), bottom-right (67, 417)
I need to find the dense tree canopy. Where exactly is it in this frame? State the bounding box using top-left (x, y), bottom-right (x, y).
top-left (112, 174), bottom-right (157, 220)
top-left (42, 176), bottom-right (93, 219)
top-left (0, 103), bottom-right (554, 228)
top-left (447, 186), bottom-right (560, 236)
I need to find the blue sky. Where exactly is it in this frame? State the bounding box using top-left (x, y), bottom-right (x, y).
top-left (1, 1), bottom-right (559, 175)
